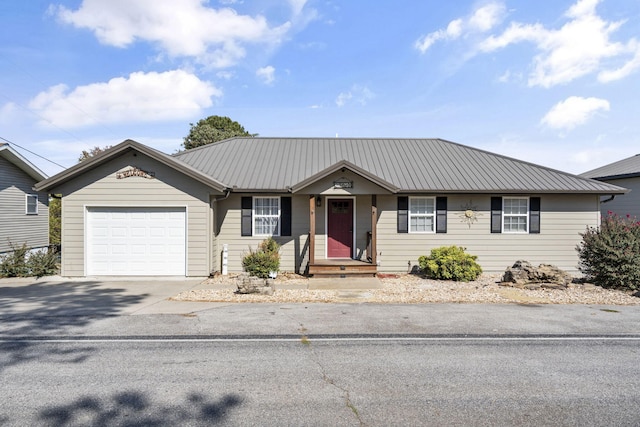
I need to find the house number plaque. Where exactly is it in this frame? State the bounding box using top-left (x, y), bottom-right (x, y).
top-left (116, 167), bottom-right (155, 179)
top-left (333, 177), bottom-right (353, 189)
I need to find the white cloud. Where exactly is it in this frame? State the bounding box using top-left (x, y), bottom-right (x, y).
top-left (54, 0), bottom-right (293, 68)
top-left (256, 66), bottom-right (276, 85)
top-left (479, 0), bottom-right (631, 87)
top-left (598, 40), bottom-right (640, 82)
top-left (335, 85), bottom-right (375, 107)
top-left (541, 96), bottom-right (610, 131)
top-left (28, 70), bottom-right (221, 128)
top-left (216, 70), bottom-right (236, 80)
top-left (415, 2), bottom-right (506, 53)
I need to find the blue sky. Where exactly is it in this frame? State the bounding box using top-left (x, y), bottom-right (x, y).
top-left (1, 0), bottom-right (639, 177)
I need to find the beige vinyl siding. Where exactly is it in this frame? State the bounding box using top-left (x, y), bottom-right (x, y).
top-left (52, 152), bottom-right (217, 277)
top-left (598, 177), bottom-right (640, 219)
top-left (215, 194), bottom-right (310, 274)
top-left (0, 156), bottom-right (49, 253)
top-left (376, 194), bottom-right (600, 273)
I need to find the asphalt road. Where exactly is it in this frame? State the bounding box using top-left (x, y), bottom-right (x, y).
top-left (1, 280), bottom-right (639, 425)
top-left (2, 336), bottom-right (639, 426)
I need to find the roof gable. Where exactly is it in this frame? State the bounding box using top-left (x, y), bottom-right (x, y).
top-left (175, 137), bottom-right (626, 194)
top-left (35, 139), bottom-right (227, 193)
top-left (291, 160), bottom-right (400, 193)
top-left (0, 144), bottom-right (48, 182)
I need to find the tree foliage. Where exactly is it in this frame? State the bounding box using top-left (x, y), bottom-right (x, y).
top-left (577, 212), bottom-right (640, 290)
top-left (78, 146), bottom-right (112, 162)
top-left (182, 115), bottom-right (254, 150)
top-left (49, 196), bottom-right (61, 246)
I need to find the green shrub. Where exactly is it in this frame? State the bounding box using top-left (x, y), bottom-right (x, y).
top-left (242, 237), bottom-right (280, 279)
top-left (0, 242), bottom-right (29, 277)
top-left (418, 245), bottom-right (482, 282)
top-left (0, 243), bottom-right (59, 278)
top-left (577, 212), bottom-right (640, 291)
top-left (27, 247), bottom-right (59, 278)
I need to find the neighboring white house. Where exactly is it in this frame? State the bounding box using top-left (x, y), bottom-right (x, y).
top-left (0, 143), bottom-right (49, 254)
top-left (35, 138), bottom-right (626, 277)
top-left (580, 154), bottom-right (640, 220)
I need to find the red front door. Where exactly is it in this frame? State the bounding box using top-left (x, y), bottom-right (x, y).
top-left (327, 199), bottom-right (353, 258)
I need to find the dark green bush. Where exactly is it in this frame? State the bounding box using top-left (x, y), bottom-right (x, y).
top-left (0, 243), bottom-right (59, 278)
top-left (0, 242), bottom-right (29, 277)
top-left (242, 237), bottom-right (280, 279)
top-left (27, 247), bottom-right (59, 278)
top-left (418, 245), bottom-right (482, 282)
top-left (577, 212), bottom-right (640, 291)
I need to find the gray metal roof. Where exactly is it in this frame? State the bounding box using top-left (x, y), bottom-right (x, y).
top-left (174, 137), bottom-right (626, 194)
top-left (0, 143), bottom-right (48, 181)
top-left (580, 154), bottom-right (640, 180)
top-left (35, 139), bottom-right (226, 193)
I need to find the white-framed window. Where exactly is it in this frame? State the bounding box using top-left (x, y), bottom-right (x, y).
top-left (253, 196), bottom-right (280, 236)
top-left (409, 197), bottom-right (435, 233)
top-left (26, 194), bottom-right (38, 215)
top-left (503, 197), bottom-right (528, 233)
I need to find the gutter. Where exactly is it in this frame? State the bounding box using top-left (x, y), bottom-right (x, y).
top-left (601, 195), bottom-right (616, 204)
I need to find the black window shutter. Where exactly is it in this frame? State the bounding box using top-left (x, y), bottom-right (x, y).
top-left (397, 197), bottom-right (408, 233)
top-left (280, 196), bottom-right (292, 236)
top-left (436, 197), bottom-right (447, 233)
top-left (241, 196), bottom-right (252, 236)
top-left (491, 197), bottom-right (502, 233)
top-left (529, 197), bottom-right (540, 234)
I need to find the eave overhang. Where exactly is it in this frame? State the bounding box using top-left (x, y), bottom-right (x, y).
top-left (290, 160), bottom-right (400, 194)
top-left (34, 139), bottom-right (228, 193)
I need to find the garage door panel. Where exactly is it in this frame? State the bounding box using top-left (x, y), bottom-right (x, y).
top-left (87, 207), bottom-right (186, 276)
top-left (130, 228), bottom-right (146, 238)
top-left (149, 227), bottom-right (165, 238)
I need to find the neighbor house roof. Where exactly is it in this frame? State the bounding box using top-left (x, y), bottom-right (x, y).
top-left (580, 154), bottom-right (640, 181)
top-left (0, 143), bottom-right (48, 182)
top-left (175, 137), bottom-right (626, 194)
top-left (34, 139), bottom-right (226, 192)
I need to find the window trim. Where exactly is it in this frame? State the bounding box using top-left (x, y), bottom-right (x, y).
top-left (502, 197), bottom-right (529, 234)
top-left (252, 196), bottom-right (281, 236)
top-left (26, 194), bottom-right (38, 215)
top-left (408, 196), bottom-right (436, 234)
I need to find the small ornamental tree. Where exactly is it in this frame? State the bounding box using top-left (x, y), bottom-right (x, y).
top-left (418, 245), bottom-right (482, 282)
top-left (242, 237), bottom-right (280, 279)
top-left (577, 212), bottom-right (640, 291)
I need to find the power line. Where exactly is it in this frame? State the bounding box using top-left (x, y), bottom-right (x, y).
top-left (0, 136), bottom-right (67, 170)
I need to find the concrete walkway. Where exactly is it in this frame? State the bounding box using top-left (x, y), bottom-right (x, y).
top-left (307, 277), bottom-right (382, 290)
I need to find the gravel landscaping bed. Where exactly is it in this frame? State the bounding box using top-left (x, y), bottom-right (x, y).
top-left (171, 273), bottom-right (640, 305)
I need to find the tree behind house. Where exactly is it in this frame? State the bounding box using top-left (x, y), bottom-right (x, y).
top-left (78, 146), bottom-right (112, 162)
top-left (182, 115), bottom-right (254, 150)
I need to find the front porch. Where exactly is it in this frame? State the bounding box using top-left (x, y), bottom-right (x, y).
top-left (307, 195), bottom-right (378, 277)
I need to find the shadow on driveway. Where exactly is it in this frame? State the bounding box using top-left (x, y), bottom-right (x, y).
top-left (0, 280), bottom-right (151, 372)
top-left (0, 280), bottom-right (150, 334)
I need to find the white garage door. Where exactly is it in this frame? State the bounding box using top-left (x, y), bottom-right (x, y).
top-left (86, 207), bottom-right (186, 276)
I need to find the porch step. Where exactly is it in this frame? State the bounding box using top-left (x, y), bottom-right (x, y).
top-left (308, 263), bottom-right (377, 278)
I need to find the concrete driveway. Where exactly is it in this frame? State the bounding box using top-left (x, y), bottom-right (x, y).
top-left (0, 276), bottom-right (220, 318)
top-left (2, 276), bottom-right (640, 339)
